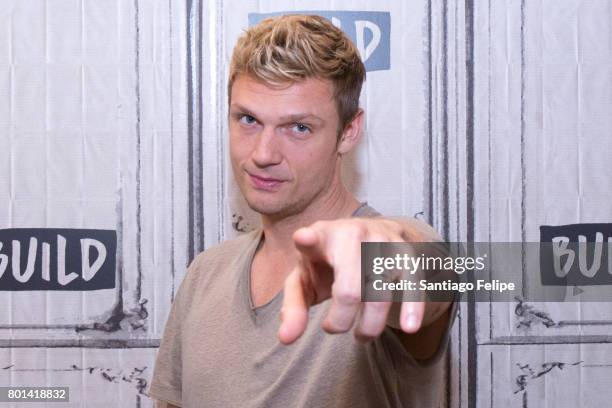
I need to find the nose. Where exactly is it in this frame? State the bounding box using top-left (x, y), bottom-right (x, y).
top-left (251, 126), bottom-right (282, 167)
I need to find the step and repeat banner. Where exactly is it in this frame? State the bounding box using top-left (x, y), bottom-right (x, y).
top-left (0, 1), bottom-right (432, 406)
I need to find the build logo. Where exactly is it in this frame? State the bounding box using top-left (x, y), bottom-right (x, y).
top-left (0, 228), bottom-right (116, 291)
top-left (249, 11), bottom-right (391, 72)
top-left (540, 223), bottom-right (612, 286)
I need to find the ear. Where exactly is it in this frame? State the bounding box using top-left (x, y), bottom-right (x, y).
top-left (337, 109), bottom-right (364, 155)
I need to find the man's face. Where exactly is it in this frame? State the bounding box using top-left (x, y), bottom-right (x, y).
top-left (229, 75), bottom-right (344, 218)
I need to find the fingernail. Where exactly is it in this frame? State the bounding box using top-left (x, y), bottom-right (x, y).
top-left (406, 314), bottom-right (418, 330)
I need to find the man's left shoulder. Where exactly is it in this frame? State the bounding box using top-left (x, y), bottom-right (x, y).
top-left (395, 216), bottom-right (442, 242)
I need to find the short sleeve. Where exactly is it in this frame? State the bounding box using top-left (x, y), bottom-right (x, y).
top-left (390, 216), bottom-right (459, 365)
top-left (148, 257), bottom-right (201, 407)
top-left (411, 295), bottom-right (458, 367)
top-left (380, 296), bottom-right (458, 370)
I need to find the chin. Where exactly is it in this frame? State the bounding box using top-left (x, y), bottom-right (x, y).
top-left (245, 200), bottom-right (289, 217)
top-left (244, 194), bottom-right (302, 218)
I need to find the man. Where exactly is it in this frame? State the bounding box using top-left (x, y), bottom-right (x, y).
top-left (149, 14), bottom-right (456, 407)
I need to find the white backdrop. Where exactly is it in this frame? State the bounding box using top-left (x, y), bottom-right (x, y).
top-left (0, 0), bottom-right (611, 407)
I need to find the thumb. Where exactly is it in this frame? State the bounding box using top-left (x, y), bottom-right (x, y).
top-left (292, 226), bottom-right (327, 263)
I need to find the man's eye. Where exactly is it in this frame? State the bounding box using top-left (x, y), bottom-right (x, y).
top-left (292, 123), bottom-right (311, 134)
top-left (239, 115), bottom-right (257, 125)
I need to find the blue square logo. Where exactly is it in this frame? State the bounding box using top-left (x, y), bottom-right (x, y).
top-left (248, 11), bottom-right (391, 72)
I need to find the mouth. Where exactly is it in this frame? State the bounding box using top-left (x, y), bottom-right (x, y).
top-left (247, 172), bottom-right (286, 190)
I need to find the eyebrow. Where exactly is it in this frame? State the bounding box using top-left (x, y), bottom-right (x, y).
top-left (230, 104), bottom-right (325, 125)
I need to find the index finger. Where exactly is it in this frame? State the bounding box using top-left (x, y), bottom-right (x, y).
top-left (278, 266), bottom-right (311, 345)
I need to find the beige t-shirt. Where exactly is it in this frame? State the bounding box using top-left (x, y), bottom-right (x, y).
top-left (149, 206), bottom-right (457, 407)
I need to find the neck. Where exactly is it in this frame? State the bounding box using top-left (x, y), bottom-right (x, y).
top-left (259, 182), bottom-right (360, 259)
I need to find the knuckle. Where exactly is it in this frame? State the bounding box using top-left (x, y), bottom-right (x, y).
top-left (368, 232), bottom-right (387, 242)
top-left (367, 301), bottom-right (389, 313)
top-left (333, 288), bottom-right (360, 305)
top-left (385, 220), bottom-right (404, 235)
top-left (335, 290), bottom-right (361, 305)
top-left (323, 319), bottom-right (348, 334)
top-left (356, 325), bottom-right (382, 340)
top-left (344, 222), bottom-right (366, 239)
top-left (354, 330), bottom-right (376, 343)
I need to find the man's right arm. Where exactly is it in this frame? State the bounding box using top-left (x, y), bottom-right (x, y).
top-left (148, 289), bottom-right (185, 406)
top-left (149, 255), bottom-right (205, 408)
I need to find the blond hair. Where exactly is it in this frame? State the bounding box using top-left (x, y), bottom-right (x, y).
top-left (228, 14), bottom-right (366, 133)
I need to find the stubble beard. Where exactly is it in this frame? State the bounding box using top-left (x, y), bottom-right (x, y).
top-left (242, 174), bottom-right (335, 221)
top-left (243, 188), bottom-right (312, 220)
